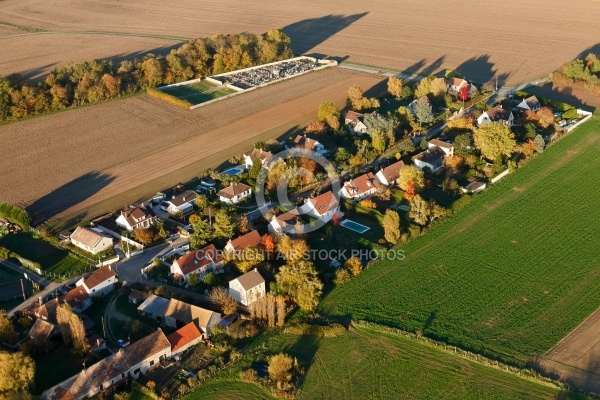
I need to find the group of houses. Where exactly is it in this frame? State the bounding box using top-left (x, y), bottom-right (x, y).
top-left (477, 95), bottom-right (541, 126)
top-left (23, 265), bottom-right (118, 354)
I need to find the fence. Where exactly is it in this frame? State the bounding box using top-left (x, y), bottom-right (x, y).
top-left (95, 225), bottom-right (145, 258)
top-left (565, 109), bottom-right (593, 132)
top-left (97, 255), bottom-right (120, 268)
top-left (490, 169), bottom-right (509, 184)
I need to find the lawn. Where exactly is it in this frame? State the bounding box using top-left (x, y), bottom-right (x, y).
top-left (185, 380), bottom-right (273, 400)
top-left (322, 115), bottom-right (600, 365)
top-left (0, 263), bottom-right (20, 284)
top-left (162, 81), bottom-right (236, 105)
top-left (0, 232), bottom-right (88, 277)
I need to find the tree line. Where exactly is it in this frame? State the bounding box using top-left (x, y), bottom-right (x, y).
top-left (550, 53), bottom-right (600, 94)
top-left (0, 29), bottom-right (293, 123)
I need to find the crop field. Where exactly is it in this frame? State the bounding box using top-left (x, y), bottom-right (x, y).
top-left (0, 32), bottom-right (182, 80)
top-left (2, 0), bottom-right (600, 85)
top-left (322, 116), bottom-right (600, 366)
top-left (160, 81), bottom-right (236, 105)
top-left (0, 233), bottom-right (88, 275)
top-left (0, 264), bottom-right (20, 284)
top-left (0, 68), bottom-right (384, 224)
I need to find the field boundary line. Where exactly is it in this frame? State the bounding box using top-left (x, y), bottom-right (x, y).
top-left (541, 305), bottom-right (600, 357)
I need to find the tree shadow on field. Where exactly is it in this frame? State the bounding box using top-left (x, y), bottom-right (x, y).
top-left (455, 54), bottom-right (509, 87)
top-left (526, 84), bottom-right (597, 112)
top-left (26, 171), bottom-right (115, 226)
top-left (283, 12), bottom-right (368, 56)
top-left (575, 42), bottom-right (600, 60)
top-left (107, 42), bottom-right (184, 68)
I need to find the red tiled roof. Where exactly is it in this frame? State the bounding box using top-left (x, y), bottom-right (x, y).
top-left (83, 265), bottom-right (116, 290)
top-left (447, 77), bottom-right (467, 87)
top-left (308, 191), bottom-right (339, 215)
top-left (485, 106), bottom-right (512, 122)
top-left (62, 287), bottom-right (89, 307)
top-left (167, 322), bottom-right (203, 352)
top-left (343, 172), bottom-right (381, 197)
top-left (174, 244), bottom-right (221, 276)
top-left (379, 160), bottom-right (406, 183)
top-left (228, 230), bottom-right (261, 251)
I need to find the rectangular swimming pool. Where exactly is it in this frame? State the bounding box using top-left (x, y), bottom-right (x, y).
top-left (222, 165), bottom-right (245, 175)
top-left (340, 219), bottom-right (371, 234)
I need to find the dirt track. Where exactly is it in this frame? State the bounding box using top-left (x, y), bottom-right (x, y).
top-left (540, 308), bottom-right (600, 394)
top-left (0, 67), bottom-right (383, 224)
top-left (2, 0), bottom-right (600, 84)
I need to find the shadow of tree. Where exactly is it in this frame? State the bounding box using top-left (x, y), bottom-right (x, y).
top-left (283, 13), bottom-right (369, 56)
top-left (456, 55), bottom-right (509, 87)
top-left (527, 83), bottom-right (598, 112)
top-left (26, 172), bottom-right (115, 226)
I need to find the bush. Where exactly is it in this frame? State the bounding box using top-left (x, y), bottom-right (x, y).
top-left (359, 199), bottom-right (377, 209)
top-left (562, 108), bottom-right (578, 120)
top-left (0, 203), bottom-right (31, 230)
top-left (147, 88), bottom-right (192, 109)
top-left (241, 369), bottom-right (258, 382)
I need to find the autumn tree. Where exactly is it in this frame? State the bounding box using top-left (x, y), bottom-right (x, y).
top-left (404, 180), bottom-right (416, 201)
top-left (348, 85), bottom-right (380, 111)
top-left (0, 351), bottom-right (35, 396)
top-left (334, 268), bottom-right (351, 285)
top-left (409, 195), bottom-right (446, 226)
top-left (276, 296), bottom-right (286, 327)
top-left (133, 228), bottom-right (157, 245)
top-left (345, 257), bottom-right (363, 276)
top-left (519, 140), bottom-right (537, 159)
top-left (444, 155), bottom-right (464, 173)
top-left (317, 101), bottom-right (341, 130)
top-left (268, 353), bottom-right (293, 386)
top-left (234, 246), bottom-right (265, 273)
top-left (383, 210), bottom-right (401, 244)
top-left (387, 76), bottom-right (404, 98)
top-left (447, 116), bottom-right (475, 130)
top-left (0, 312), bottom-right (17, 344)
top-left (537, 106), bottom-right (555, 128)
top-left (209, 287), bottom-right (238, 315)
top-left (473, 122), bottom-right (516, 160)
top-left (276, 261), bottom-right (323, 311)
top-left (414, 77), bottom-right (446, 99)
top-left (261, 234), bottom-right (276, 254)
top-left (305, 120), bottom-right (327, 134)
top-left (237, 214), bottom-right (250, 234)
top-left (398, 166), bottom-right (425, 192)
top-left (276, 235), bottom-right (309, 263)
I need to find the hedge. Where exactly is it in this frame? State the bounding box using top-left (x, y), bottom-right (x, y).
top-left (147, 88), bottom-right (193, 109)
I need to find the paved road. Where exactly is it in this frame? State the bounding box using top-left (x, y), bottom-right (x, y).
top-left (115, 237), bottom-right (189, 284)
top-left (0, 257), bottom-right (52, 287)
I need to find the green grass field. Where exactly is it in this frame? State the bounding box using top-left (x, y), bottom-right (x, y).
top-left (0, 263), bottom-right (20, 284)
top-left (161, 80), bottom-right (236, 105)
top-left (0, 232), bottom-right (88, 276)
top-left (185, 380), bottom-right (273, 400)
top-left (322, 116), bottom-right (600, 365)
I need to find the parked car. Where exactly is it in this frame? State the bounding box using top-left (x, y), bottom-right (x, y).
top-left (117, 339), bottom-right (127, 348)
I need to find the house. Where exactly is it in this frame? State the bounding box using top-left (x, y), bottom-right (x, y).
top-left (375, 160), bottom-right (406, 186)
top-left (300, 191), bottom-right (340, 222)
top-left (137, 295), bottom-right (222, 336)
top-left (268, 209), bottom-right (303, 234)
top-left (115, 205), bottom-right (157, 232)
top-left (229, 268), bottom-right (266, 306)
top-left (413, 146), bottom-right (447, 172)
top-left (87, 334), bottom-right (106, 352)
top-left (162, 190), bottom-right (198, 216)
top-left (445, 77), bottom-right (477, 96)
top-left (217, 182), bottom-right (252, 205)
top-left (61, 286), bottom-right (91, 312)
top-left (428, 139), bottom-right (454, 156)
top-left (128, 289), bottom-right (145, 305)
top-left (462, 181), bottom-right (487, 193)
top-left (244, 148), bottom-right (273, 169)
top-left (408, 96), bottom-right (430, 114)
top-left (517, 95), bottom-right (541, 112)
top-left (41, 329), bottom-right (171, 400)
top-left (170, 244), bottom-right (223, 282)
top-left (285, 135), bottom-right (326, 155)
top-left (340, 172), bottom-right (381, 200)
top-left (33, 298), bottom-right (59, 322)
top-left (167, 322), bottom-right (203, 356)
top-left (477, 106), bottom-right (514, 126)
top-left (224, 230), bottom-right (262, 253)
top-left (70, 227), bottom-right (113, 255)
top-left (76, 265), bottom-right (118, 297)
top-left (28, 319), bottom-right (59, 343)
top-left (345, 110), bottom-right (373, 134)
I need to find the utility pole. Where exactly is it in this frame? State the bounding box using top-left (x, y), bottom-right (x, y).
top-left (102, 316), bottom-right (107, 338)
top-left (20, 279), bottom-right (26, 301)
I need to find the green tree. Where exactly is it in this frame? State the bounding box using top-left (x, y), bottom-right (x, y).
top-left (534, 134), bottom-right (545, 153)
top-left (398, 166), bottom-right (425, 191)
top-left (409, 195), bottom-right (446, 226)
top-left (0, 76), bottom-right (12, 122)
top-left (188, 273), bottom-right (200, 287)
top-left (414, 99), bottom-right (433, 129)
top-left (0, 312), bottom-right (16, 344)
top-left (419, 137), bottom-right (429, 150)
top-left (453, 134), bottom-right (474, 158)
top-left (317, 101), bottom-right (341, 130)
top-left (248, 158), bottom-right (262, 185)
top-left (383, 210), bottom-right (401, 244)
top-left (203, 272), bottom-right (218, 285)
top-left (473, 122), bottom-right (516, 160)
top-left (276, 260), bottom-right (323, 311)
top-left (190, 216), bottom-right (213, 249)
top-left (214, 209), bottom-right (235, 239)
top-left (268, 353), bottom-right (294, 385)
top-left (345, 257), bottom-right (363, 276)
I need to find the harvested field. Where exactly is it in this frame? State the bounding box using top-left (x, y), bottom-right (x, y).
top-left (2, 0), bottom-right (600, 84)
top-left (0, 33), bottom-right (183, 80)
top-left (540, 308), bottom-right (600, 395)
top-left (0, 67), bottom-right (384, 223)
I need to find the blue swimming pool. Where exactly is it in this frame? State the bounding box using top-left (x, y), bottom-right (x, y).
top-left (340, 219), bottom-right (370, 233)
top-left (222, 165), bottom-right (245, 175)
